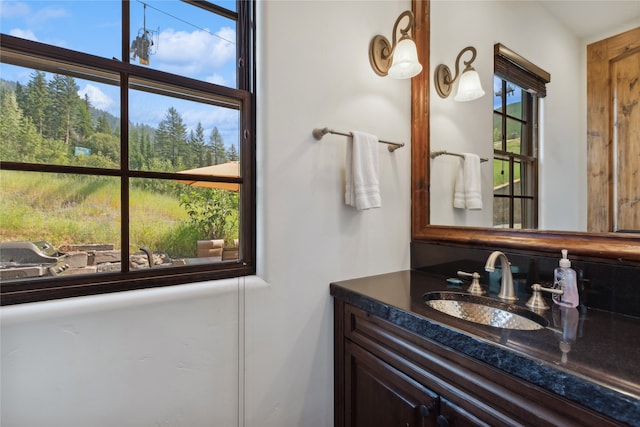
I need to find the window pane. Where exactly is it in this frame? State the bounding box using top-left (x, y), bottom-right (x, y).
top-left (493, 196), bottom-right (510, 228)
top-left (493, 158), bottom-right (510, 191)
top-left (506, 83), bottom-right (525, 120)
top-left (0, 170), bottom-right (121, 280)
top-left (129, 178), bottom-right (240, 266)
top-left (493, 112), bottom-right (503, 150)
top-left (129, 1), bottom-right (237, 87)
top-left (0, 63), bottom-right (121, 168)
top-left (505, 118), bottom-right (523, 154)
top-left (128, 87), bottom-right (240, 173)
top-left (0, 1), bottom-right (121, 60)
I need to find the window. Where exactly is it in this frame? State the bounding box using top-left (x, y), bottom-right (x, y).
top-left (0, 1), bottom-right (255, 305)
top-left (492, 44), bottom-right (549, 229)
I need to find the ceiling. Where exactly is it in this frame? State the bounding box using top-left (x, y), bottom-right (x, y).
top-left (539, 1), bottom-right (640, 40)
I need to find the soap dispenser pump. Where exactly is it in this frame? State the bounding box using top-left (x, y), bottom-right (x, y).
top-left (553, 249), bottom-right (579, 308)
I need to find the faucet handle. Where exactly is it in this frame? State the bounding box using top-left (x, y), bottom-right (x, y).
top-left (526, 283), bottom-right (563, 311)
top-left (457, 271), bottom-right (485, 296)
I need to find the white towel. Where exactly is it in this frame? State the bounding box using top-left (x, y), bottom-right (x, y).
top-left (453, 153), bottom-right (482, 210)
top-left (345, 131), bottom-right (381, 210)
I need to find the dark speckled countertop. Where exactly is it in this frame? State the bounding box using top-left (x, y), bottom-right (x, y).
top-left (330, 269), bottom-right (640, 427)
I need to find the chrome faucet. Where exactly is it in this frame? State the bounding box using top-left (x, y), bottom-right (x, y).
top-left (484, 251), bottom-right (517, 301)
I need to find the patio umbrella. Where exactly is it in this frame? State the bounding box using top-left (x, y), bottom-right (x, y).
top-left (176, 161), bottom-right (240, 191)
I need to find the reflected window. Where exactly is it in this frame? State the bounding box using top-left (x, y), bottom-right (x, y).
top-left (492, 44), bottom-right (549, 229)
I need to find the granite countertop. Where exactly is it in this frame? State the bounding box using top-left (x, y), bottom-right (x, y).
top-left (330, 269), bottom-right (640, 427)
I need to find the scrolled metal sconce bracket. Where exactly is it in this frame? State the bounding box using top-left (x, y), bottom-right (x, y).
top-left (434, 46), bottom-right (478, 98)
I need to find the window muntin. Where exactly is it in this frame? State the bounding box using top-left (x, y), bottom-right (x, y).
top-left (0, 0), bottom-right (254, 305)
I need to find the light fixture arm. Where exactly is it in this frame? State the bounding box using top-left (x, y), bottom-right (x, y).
top-left (434, 46), bottom-right (481, 99)
top-left (449, 46), bottom-right (477, 85)
top-left (391, 10), bottom-right (415, 47)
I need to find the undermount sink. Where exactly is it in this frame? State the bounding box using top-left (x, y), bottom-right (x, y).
top-left (423, 291), bottom-right (548, 331)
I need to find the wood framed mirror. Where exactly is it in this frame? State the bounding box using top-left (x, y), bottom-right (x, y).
top-left (410, 0), bottom-right (640, 264)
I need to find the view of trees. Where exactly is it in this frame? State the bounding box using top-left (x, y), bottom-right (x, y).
top-left (0, 71), bottom-right (238, 171)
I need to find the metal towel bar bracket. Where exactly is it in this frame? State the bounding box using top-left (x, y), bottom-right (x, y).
top-left (312, 127), bottom-right (404, 152)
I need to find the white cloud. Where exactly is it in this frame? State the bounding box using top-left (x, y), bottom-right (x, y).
top-left (154, 26), bottom-right (236, 75)
top-left (0, 2), bottom-right (30, 19)
top-left (27, 6), bottom-right (68, 26)
top-left (78, 84), bottom-right (114, 111)
top-left (9, 28), bottom-right (38, 41)
top-left (205, 73), bottom-right (227, 86)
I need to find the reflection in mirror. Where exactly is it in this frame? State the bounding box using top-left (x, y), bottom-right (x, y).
top-left (428, 0), bottom-right (640, 232)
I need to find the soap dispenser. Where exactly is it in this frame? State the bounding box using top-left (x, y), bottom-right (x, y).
top-left (553, 249), bottom-right (579, 308)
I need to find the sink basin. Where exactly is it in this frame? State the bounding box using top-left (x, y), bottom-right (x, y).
top-left (423, 291), bottom-right (548, 331)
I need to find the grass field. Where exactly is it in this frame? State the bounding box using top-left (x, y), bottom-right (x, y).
top-left (0, 171), bottom-right (201, 257)
top-left (492, 138), bottom-right (522, 188)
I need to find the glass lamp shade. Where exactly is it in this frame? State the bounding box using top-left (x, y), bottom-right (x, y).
top-left (454, 69), bottom-right (485, 102)
top-left (388, 39), bottom-right (423, 79)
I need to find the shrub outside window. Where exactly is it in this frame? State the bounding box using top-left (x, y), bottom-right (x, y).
top-left (0, 1), bottom-right (255, 305)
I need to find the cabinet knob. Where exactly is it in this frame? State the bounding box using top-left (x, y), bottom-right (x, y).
top-left (436, 415), bottom-right (450, 427)
top-left (418, 402), bottom-right (435, 418)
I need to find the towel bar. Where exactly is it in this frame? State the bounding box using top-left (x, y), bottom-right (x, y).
top-left (312, 127), bottom-right (404, 152)
top-left (430, 150), bottom-right (488, 162)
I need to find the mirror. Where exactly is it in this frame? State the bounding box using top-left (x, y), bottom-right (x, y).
top-left (429, 0), bottom-right (639, 231)
top-left (410, 0), bottom-right (640, 262)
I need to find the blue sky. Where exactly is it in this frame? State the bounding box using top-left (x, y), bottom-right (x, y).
top-left (1, 0), bottom-right (240, 147)
top-left (493, 75), bottom-right (523, 110)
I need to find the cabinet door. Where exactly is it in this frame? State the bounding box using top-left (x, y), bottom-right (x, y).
top-left (345, 341), bottom-right (438, 427)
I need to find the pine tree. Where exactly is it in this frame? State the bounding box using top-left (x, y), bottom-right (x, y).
top-left (227, 144), bottom-right (239, 161)
top-left (155, 107), bottom-right (187, 169)
top-left (95, 114), bottom-right (113, 135)
top-left (0, 88), bottom-right (41, 163)
top-left (47, 74), bottom-right (80, 144)
top-left (24, 71), bottom-right (49, 136)
top-left (0, 89), bottom-right (24, 161)
top-left (209, 126), bottom-right (226, 165)
top-left (187, 122), bottom-right (207, 167)
top-left (75, 94), bottom-right (94, 146)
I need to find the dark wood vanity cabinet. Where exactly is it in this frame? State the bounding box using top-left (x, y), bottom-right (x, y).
top-left (334, 299), bottom-right (624, 427)
top-left (346, 341), bottom-right (438, 427)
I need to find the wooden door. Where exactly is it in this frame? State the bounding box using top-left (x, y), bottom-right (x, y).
top-left (587, 27), bottom-right (640, 232)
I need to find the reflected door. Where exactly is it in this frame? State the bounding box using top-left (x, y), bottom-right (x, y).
top-left (587, 27), bottom-right (640, 232)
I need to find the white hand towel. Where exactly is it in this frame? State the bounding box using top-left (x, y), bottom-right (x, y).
top-left (453, 153), bottom-right (482, 210)
top-left (453, 162), bottom-right (466, 209)
top-left (345, 131), bottom-right (381, 210)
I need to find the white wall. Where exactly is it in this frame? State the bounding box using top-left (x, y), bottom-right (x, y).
top-left (1, 1), bottom-right (413, 426)
top-left (1, 280), bottom-right (247, 427)
top-left (429, 0), bottom-right (586, 231)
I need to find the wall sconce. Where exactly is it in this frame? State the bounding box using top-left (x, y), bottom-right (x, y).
top-left (434, 46), bottom-right (485, 102)
top-left (369, 10), bottom-right (423, 79)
